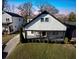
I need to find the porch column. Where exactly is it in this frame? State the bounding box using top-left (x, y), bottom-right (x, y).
top-left (63, 31), bottom-right (66, 40)
top-left (7, 27), bottom-right (10, 34)
top-left (25, 30), bottom-right (27, 39)
top-left (39, 31), bottom-right (41, 38)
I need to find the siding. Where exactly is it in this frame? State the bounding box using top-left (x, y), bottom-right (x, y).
top-left (2, 13), bottom-right (13, 23)
top-left (47, 31), bottom-right (65, 41)
top-left (10, 17), bottom-right (24, 32)
top-left (25, 14), bottom-right (67, 31)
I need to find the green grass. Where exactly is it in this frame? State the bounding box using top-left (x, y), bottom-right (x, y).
top-left (2, 34), bottom-right (17, 44)
top-left (7, 43), bottom-right (76, 59)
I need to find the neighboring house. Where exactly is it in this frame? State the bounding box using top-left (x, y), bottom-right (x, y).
top-left (24, 11), bottom-right (67, 41)
top-left (2, 11), bottom-right (26, 34)
top-left (65, 21), bottom-right (76, 41)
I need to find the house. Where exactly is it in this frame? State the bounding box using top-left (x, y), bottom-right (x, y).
top-left (2, 11), bottom-right (26, 34)
top-left (65, 21), bottom-right (76, 41)
top-left (24, 11), bottom-right (67, 41)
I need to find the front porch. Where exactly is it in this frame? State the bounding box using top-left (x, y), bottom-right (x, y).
top-left (2, 22), bottom-right (12, 34)
top-left (24, 30), bottom-right (65, 42)
top-left (24, 31), bottom-right (47, 39)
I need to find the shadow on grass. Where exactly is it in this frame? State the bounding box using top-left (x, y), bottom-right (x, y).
top-left (2, 44), bottom-right (6, 51)
top-left (2, 44), bottom-right (8, 59)
top-left (2, 52), bottom-right (8, 59)
top-left (23, 39), bottom-right (64, 44)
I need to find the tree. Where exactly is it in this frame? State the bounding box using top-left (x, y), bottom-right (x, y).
top-left (11, 4), bottom-right (15, 12)
top-left (2, 0), bottom-right (5, 10)
top-left (2, 0), bottom-right (11, 11)
top-left (18, 2), bottom-right (32, 20)
top-left (36, 0), bottom-right (59, 14)
top-left (68, 12), bottom-right (76, 22)
top-left (40, 4), bottom-right (59, 14)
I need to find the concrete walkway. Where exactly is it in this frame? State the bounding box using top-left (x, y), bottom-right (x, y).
top-left (3, 34), bottom-right (20, 59)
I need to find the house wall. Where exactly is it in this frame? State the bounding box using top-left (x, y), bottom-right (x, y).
top-left (2, 12), bottom-right (26, 34)
top-left (2, 13), bottom-right (13, 23)
top-left (27, 31), bottom-right (40, 36)
top-left (47, 31), bottom-right (65, 41)
top-left (72, 29), bottom-right (76, 37)
top-left (65, 26), bottom-right (76, 40)
top-left (25, 31), bottom-right (65, 41)
top-left (10, 17), bottom-right (24, 33)
top-left (27, 31), bottom-right (35, 36)
top-left (25, 14), bottom-right (67, 31)
top-left (2, 13), bottom-right (13, 34)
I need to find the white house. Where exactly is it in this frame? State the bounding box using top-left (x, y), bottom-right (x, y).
top-left (2, 11), bottom-right (26, 34)
top-left (24, 11), bottom-right (67, 41)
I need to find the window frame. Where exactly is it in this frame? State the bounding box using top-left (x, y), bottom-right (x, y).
top-left (19, 18), bottom-right (20, 21)
top-left (15, 26), bottom-right (16, 28)
top-left (6, 18), bottom-right (9, 22)
top-left (31, 31), bottom-right (34, 34)
top-left (52, 32), bottom-right (58, 35)
top-left (41, 18), bottom-right (44, 22)
top-left (45, 18), bottom-right (49, 22)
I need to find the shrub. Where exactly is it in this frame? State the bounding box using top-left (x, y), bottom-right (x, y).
top-left (64, 37), bottom-right (69, 44)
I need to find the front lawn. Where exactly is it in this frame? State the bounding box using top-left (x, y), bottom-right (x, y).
top-left (7, 43), bottom-right (76, 59)
top-left (2, 34), bottom-right (18, 44)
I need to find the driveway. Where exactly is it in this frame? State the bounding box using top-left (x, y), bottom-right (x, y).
top-left (3, 34), bottom-right (20, 59)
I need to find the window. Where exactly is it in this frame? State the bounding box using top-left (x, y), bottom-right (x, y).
top-left (41, 18), bottom-right (44, 22)
top-left (53, 32), bottom-right (58, 35)
top-left (15, 26), bottom-right (16, 28)
top-left (31, 31), bottom-right (33, 34)
top-left (9, 25), bottom-right (13, 32)
top-left (6, 18), bottom-right (9, 21)
top-left (19, 19), bottom-right (20, 21)
top-left (45, 18), bottom-right (49, 22)
top-left (41, 18), bottom-right (49, 22)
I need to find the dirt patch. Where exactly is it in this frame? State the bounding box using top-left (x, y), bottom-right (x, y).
top-left (63, 44), bottom-right (75, 49)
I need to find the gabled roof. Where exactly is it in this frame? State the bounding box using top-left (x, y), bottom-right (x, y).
top-left (64, 21), bottom-right (76, 26)
top-left (4, 11), bottom-right (23, 17)
top-left (24, 11), bottom-right (66, 27)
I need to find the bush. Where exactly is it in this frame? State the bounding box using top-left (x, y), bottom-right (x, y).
top-left (70, 40), bottom-right (76, 44)
top-left (64, 37), bottom-right (69, 44)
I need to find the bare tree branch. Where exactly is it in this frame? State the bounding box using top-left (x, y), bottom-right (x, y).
top-left (2, 0), bottom-right (11, 12)
top-left (35, 0), bottom-right (59, 14)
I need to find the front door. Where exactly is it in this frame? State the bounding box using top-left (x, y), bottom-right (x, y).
top-left (9, 25), bottom-right (13, 32)
top-left (42, 31), bottom-right (47, 37)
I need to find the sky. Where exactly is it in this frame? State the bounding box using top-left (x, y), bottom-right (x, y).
top-left (7, 0), bottom-right (76, 15)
